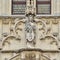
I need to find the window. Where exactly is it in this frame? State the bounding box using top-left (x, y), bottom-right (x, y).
top-left (12, 0), bottom-right (26, 15)
top-left (36, 0), bottom-right (51, 14)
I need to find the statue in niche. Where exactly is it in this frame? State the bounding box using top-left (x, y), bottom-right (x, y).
top-left (25, 14), bottom-right (36, 47)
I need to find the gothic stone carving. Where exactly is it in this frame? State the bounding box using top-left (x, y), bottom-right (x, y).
top-left (0, 17), bottom-right (60, 60)
top-left (25, 15), bottom-right (36, 47)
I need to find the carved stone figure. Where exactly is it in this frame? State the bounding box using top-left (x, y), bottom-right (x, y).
top-left (25, 14), bottom-right (36, 47)
top-left (25, 15), bottom-right (35, 42)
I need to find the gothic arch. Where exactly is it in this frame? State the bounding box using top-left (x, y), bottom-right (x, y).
top-left (8, 52), bottom-right (51, 60)
top-left (44, 35), bottom-right (58, 45)
top-left (2, 35), bottom-right (21, 50)
top-left (2, 35), bottom-right (16, 46)
top-left (35, 19), bottom-right (47, 34)
top-left (14, 19), bottom-right (25, 34)
top-left (40, 35), bottom-right (58, 50)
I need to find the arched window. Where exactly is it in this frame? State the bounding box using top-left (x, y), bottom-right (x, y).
top-left (36, 0), bottom-right (51, 14)
top-left (12, 0), bottom-right (26, 15)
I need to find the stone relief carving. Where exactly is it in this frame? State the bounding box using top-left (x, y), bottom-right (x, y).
top-left (0, 0), bottom-right (60, 60)
top-left (25, 15), bottom-right (36, 47)
top-left (25, 20), bottom-right (35, 42)
top-left (1, 17), bottom-right (59, 50)
top-left (2, 35), bottom-right (21, 50)
top-left (7, 51), bottom-right (59, 60)
top-left (35, 19), bottom-right (47, 40)
top-left (25, 15), bottom-right (35, 42)
top-left (0, 17), bottom-right (60, 60)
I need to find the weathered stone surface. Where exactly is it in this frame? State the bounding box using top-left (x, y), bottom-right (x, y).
top-left (0, 0), bottom-right (60, 60)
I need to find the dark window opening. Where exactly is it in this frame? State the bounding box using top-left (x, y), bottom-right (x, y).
top-left (36, 0), bottom-right (51, 14)
top-left (12, 0), bottom-right (26, 15)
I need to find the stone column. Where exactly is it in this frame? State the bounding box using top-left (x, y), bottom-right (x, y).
top-left (34, 0), bottom-right (36, 14)
top-left (26, 0), bottom-right (30, 14)
top-left (56, 0), bottom-right (60, 15)
top-left (52, 0), bottom-right (57, 15)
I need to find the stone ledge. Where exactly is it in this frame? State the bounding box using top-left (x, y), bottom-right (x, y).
top-left (1, 48), bottom-right (60, 53)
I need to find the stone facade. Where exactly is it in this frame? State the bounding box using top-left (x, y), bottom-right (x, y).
top-left (0, 0), bottom-right (60, 16)
top-left (0, 0), bottom-right (60, 60)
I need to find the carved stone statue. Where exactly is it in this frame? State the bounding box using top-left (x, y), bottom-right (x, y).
top-left (25, 14), bottom-right (36, 47)
top-left (25, 15), bottom-right (35, 42)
